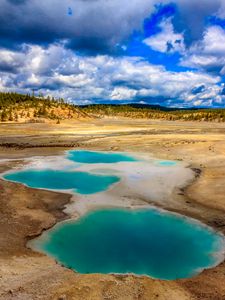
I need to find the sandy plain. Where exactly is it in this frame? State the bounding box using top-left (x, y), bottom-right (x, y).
top-left (1, 118), bottom-right (225, 300)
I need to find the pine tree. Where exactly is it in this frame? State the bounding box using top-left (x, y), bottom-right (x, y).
top-left (1, 110), bottom-right (8, 122)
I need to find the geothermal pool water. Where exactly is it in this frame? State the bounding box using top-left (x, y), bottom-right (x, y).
top-left (29, 208), bottom-right (225, 280)
top-left (3, 169), bottom-right (120, 195)
top-left (66, 150), bottom-right (138, 164)
top-left (3, 150), bottom-right (225, 280)
top-left (3, 150), bottom-right (136, 194)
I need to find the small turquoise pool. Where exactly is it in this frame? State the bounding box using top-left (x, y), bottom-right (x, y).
top-left (30, 208), bottom-right (225, 280)
top-left (3, 169), bottom-right (120, 194)
top-left (66, 150), bottom-right (138, 164)
top-left (2, 151), bottom-right (140, 194)
top-left (156, 160), bottom-right (177, 167)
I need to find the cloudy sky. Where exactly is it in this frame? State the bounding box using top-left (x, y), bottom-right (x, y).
top-left (1, 0), bottom-right (225, 107)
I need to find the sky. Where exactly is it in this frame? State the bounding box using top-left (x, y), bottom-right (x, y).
top-left (0, 0), bottom-right (225, 107)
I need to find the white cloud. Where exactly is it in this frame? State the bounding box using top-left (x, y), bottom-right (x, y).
top-left (54, 74), bottom-right (93, 88)
top-left (201, 26), bottom-right (225, 55)
top-left (0, 49), bottom-right (24, 72)
top-left (181, 26), bottom-right (225, 74)
top-left (217, 1), bottom-right (225, 18)
top-left (1, 0), bottom-right (225, 108)
top-left (111, 87), bottom-right (137, 100)
top-left (0, 0), bottom-right (160, 53)
top-left (143, 18), bottom-right (185, 53)
top-left (0, 43), bottom-right (223, 107)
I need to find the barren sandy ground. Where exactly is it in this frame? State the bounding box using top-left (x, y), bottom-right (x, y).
top-left (1, 118), bottom-right (225, 300)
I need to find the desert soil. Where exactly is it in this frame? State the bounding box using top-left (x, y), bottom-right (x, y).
top-left (1, 118), bottom-right (225, 300)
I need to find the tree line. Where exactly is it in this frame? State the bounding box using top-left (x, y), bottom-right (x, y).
top-left (0, 92), bottom-right (87, 122)
top-left (1, 92), bottom-right (225, 122)
top-left (81, 104), bottom-right (225, 122)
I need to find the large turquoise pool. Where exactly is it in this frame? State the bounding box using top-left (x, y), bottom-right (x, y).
top-left (30, 208), bottom-right (225, 280)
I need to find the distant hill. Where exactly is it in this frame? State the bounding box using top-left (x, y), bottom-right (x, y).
top-left (80, 103), bottom-right (225, 122)
top-left (1, 93), bottom-right (225, 123)
top-left (0, 92), bottom-right (90, 123)
top-left (119, 103), bottom-right (202, 111)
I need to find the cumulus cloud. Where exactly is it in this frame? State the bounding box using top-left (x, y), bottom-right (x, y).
top-left (0, 0), bottom-right (225, 53)
top-left (0, 0), bottom-right (159, 53)
top-left (0, 43), bottom-right (222, 106)
top-left (172, 0), bottom-right (223, 44)
top-left (144, 18), bottom-right (185, 53)
top-left (0, 49), bottom-right (24, 73)
top-left (181, 26), bottom-right (225, 74)
top-left (0, 0), bottom-right (225, 107)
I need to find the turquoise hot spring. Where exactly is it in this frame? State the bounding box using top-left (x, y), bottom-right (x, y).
top-left (3, 150), bottom-right (225, 280)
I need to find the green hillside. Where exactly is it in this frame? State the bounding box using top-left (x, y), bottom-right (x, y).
top-left (81, 104), bottom-right (225, 122)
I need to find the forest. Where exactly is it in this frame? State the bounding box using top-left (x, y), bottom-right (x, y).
top-left (1, 92), bottom-right (225, 122)
top-left (0, 92), bottom-right (88, 122)
top-left (81, 104), bottom-right (225, 122)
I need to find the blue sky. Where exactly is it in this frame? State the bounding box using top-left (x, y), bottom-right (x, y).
top-left (0, 0), bottom-right (225, 107)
